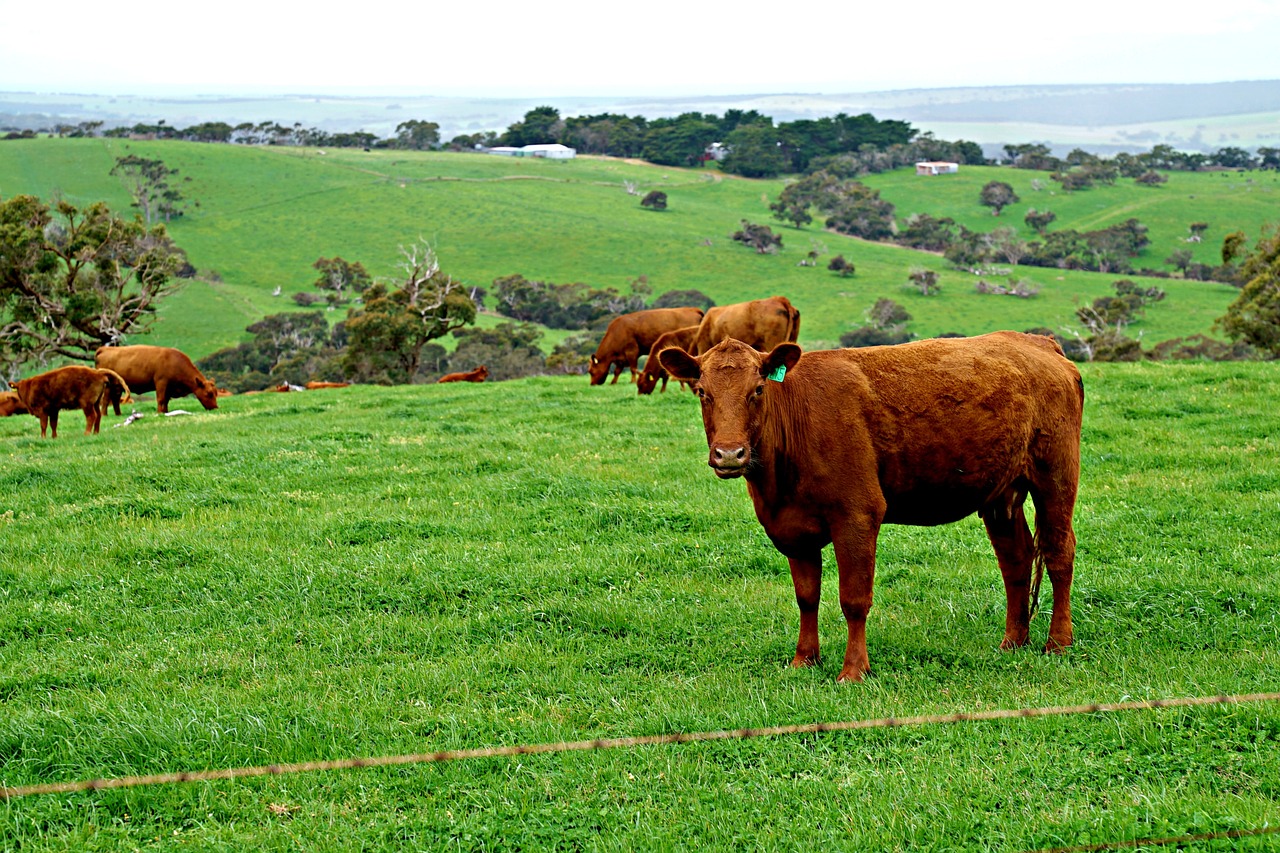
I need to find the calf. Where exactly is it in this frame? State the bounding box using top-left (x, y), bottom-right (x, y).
top-left (660, 333), bottom-right (1083, 682)
top-left (636, 326), bottom-right (699, 395)
top-left (8, 366), bottom-right (132, 438)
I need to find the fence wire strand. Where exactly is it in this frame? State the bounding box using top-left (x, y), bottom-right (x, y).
top-left (3, 691), bottom-right (1278, 801)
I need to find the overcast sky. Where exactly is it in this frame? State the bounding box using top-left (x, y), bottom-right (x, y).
top-left (3, 0), bottom-right (1280, 96)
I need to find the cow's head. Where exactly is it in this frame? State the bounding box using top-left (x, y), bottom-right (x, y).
top-left (660, 339), bottom-right (802, 479)
top-left (475, 365), bottom-right (490, 381)
top-left (636, 365), bottom-right (662, 395)
top-left (195, 378), bottom-right (220, 410)
top-left (0, 390), bottom-right (28, 417)
top-left (587, 354), bottom-right (610, 385)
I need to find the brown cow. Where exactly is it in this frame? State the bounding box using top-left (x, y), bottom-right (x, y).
top-left (660, 333), bottom-right (1083, 683)
top-left (691, 296), bottom-right (800, 355)
top-left (438, 365), bottom-right (489, 384)
top-left (589, 307), bottom-right (705, 385)
top-left (8, 366), bottom-right (132, 438)
top-left (304, 381), bottom-right (351, 390)
top-left (636, 326), bottom-right (699, 395)
top-left (0, 390), bottom-right (29, 417)
top-left (95, 345), bottom-right (219, 414)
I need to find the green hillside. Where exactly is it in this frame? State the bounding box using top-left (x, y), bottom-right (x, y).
top-left (0, 138), bottom-right (1254, 361)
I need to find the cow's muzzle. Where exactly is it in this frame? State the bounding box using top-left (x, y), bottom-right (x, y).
top-left (709, 445), bottom-right (748, 478)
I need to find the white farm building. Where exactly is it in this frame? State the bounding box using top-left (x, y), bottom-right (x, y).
top-left (916, 161), bottom-right (959, 176)
top-left (486, 143), bottom-right (576, 159)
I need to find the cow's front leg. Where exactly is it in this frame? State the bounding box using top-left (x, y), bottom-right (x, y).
top-left (788, 551), bottom-right (823, 668)
top-left (831, 523), bottom-right (881, 682)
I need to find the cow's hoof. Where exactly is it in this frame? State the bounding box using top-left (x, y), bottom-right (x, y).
top-left (1044, 635), bottom-right (1073, 654)
top-left (999, 633), bottom-right (1030, 651)
top-left (790, 653), bottom-right (820, 669)
top-left (835, 667), bottom-right (868, 684)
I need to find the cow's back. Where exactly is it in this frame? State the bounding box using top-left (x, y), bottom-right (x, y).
top-left (779, 332), bottom-right (1081, 525)
top-left (694, 296), bottom-right (799, 354)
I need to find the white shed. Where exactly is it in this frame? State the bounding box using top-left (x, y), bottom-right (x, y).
top-left (520, 143), bottom-right (576, 159)
top-left (916, 161), bottom-right (959, 176)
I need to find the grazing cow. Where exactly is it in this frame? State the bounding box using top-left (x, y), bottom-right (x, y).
top-left (95, 345), bottom-right (219, 414)
top-left (8, 366), bottom-right (132, 438)
top-left (690, 296), bottom-right (800, 356)
top-left (304, 381), bottom-right (351, 390)
top-left (438, 365), bottom-right (489, 384)
top-left (589, 307), bottom-right (705, 385)
top-left (0, 390), bottom-right (29, 417)
top-left (660, 332), bottom-right (1083, 682)
top-left (636, 326), bottom-right (699, 395)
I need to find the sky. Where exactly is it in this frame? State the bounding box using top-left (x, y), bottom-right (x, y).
top-left (3, 0), bottom-right (1280, 97)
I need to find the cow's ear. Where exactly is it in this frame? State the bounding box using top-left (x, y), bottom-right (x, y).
top-left (761, 343), bottom-right (802, 380)
top-left (658, 347), bottom-right (700, 384)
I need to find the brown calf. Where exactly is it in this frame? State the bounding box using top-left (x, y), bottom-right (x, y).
top-left (636, 326), bottom-right (699, 395)
top-left (660, 333), bottom-right (1083, 682)
top-left (8, 366), bottom-right (132, 438)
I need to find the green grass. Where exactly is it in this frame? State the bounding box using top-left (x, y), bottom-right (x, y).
top-left (0, 140), bottom-right (1252, 362)
top-left (1, 365), bottom-right (1278, 850)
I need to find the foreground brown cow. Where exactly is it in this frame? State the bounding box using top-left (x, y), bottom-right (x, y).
top-left (691, 296), bottom-right (800, 355)
top-left (95, 345), bottom-right (219, 414)
top-left (8, 366), bottom-right (132, 438)
top-left (660, 333), bottom-right (1083, 682)
top-left (438, 365), bottom-right (489, 384)
top-left (589, 307), bottom-right (705, 385)
top-left (636, 326), bottom-right (699, 395)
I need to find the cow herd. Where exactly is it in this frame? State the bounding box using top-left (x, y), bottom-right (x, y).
top-left (2, 344), bottom-right (220, 437)
top-left (3, 296), bottom-right (1086, 683)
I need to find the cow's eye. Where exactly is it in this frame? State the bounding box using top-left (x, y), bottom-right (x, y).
top-left (696, 388), bottom-right (706, 400)
top-left (754, 385), bottom-right (765, 397)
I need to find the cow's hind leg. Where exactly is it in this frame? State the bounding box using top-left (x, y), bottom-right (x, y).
top-left (1031, 487), bottom-right (1077, 653)
top-left (788, 551), bottom-right (823, 669)
top-left (982, 495), bottom-right (1035, 650)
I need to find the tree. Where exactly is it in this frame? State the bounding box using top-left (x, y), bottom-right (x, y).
top-left (979, 181), bottom-right (1019, 216)
top-left (1217, 227), bottom-right (1280, 357)
top-left (310, 257), bottom-right (372, 306)
top-left (986, 227), bottom-right (1030, 266)
top-left (448, 321), bottom-right (546, 381)
top-left (1135, 170), bottom-right (1168, 187)
top-left (394, 120), bottom-right (441, 150)
top-left (0, 195), bottom-right (189, 376)
top-left (1024, 208), bottom-right (1056, 235)
top-left (1165, 249), bottom-right (1195, 275)
top-left (1188, 222), bottom-right (1210, 243)
top-left (827, 255), bottom-right (855, 277)
top-left (501, 106), bottom-right (562, 147)
top-left (718, 123), bottom-right (788, 178)
top-left (341, 241), bottom-right (477, 383)
top-left (906, 267), bottom-right (941, 296)
top-left (731, 221), bottom-right (783, 254)
top-left (1222, 230), bottom-right (1248, 265)
top-left (640, 190), bottom-right (668, 211)
top-left (651, 289), bottom-right (715, 310)
top-left (840, 298), bottom-right (912, 347)
top-left (823, 182), bottom-right (896, 240)
top-left (109, 155), bottom-right (190, 225)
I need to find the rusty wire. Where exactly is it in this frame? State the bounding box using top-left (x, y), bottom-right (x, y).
top-left (2, 691), bottom-right (1278, 801)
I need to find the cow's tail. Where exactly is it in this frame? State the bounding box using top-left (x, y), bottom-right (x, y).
top-left (1028, 528), bottom-right (1046, 621)
top-left (100, 369), bottom-right (132, 405)
top-left (782, 298), bottom-right (801, 343)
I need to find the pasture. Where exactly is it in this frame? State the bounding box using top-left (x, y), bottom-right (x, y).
top-left (0, 139), bottom-right (1246, 361)
top-left (2, 364), bottom-right (1278, 850)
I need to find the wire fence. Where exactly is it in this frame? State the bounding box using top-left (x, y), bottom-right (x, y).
top-left (3, 691), bottom-right (1278, 804)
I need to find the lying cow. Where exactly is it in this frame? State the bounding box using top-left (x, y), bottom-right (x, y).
top-left (636, 326), bottom-right (699, 395)
top-left (691, 296), bottom-right (800, 355)
top-left (8, 366), bottom-right (132, 438)
top-left (589, 307), bottom-right (704, 385)
top-left (438, 365), bottom-right (489, 384)
top-left (660, 332), bottom-right (1083, 682)
top-left (95, 344), bottom-right (219, 414)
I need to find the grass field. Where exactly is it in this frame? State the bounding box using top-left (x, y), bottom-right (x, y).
top-left (0, 139), bottom-right (1251, 362)
top-left (1, 363), bottom-right (1278, 850)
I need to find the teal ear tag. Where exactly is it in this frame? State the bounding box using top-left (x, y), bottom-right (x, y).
top-left (766, 364), bottom-right (787, 383)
